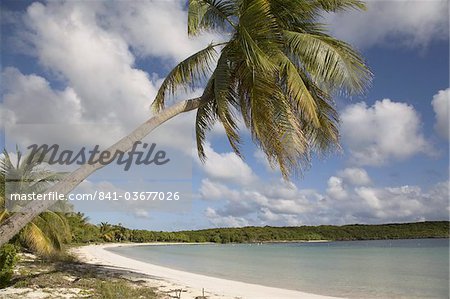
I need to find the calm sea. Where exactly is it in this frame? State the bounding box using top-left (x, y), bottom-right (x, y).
top-left (107, 238), bottom-right (449, 298)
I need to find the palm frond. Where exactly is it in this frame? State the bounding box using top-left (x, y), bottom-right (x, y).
top-left (195, 50), bottom-right (242, 161)
top-left (0, 209), bottom-right (9, 223)
top-left (236, 0), bottom-right (281, 71)
top-left (213, 51), bottom-right (241, 156)
top-left (313, 0), bottom-right (366, 12)
top-left (237, 27), bottom-right (278, 72)
top-left (39, 211), bottom-right (72, 246)
top-left (152, 43), bottom-right (218, 111)
top-left (284, 31), bottom-right (372, 95)
top-left (269, 0), bottom-right (319, 29)
top-left (188, 0), bottom-right (236, 36)
top-left (20, 222), bottom-right (54, 256)
top-left (275, 53), bottom-right (321, 127)
top-left (196, 75), bottom-right (219, 161)
top-left (236, 60), bottom-right (309, 177)
top-left (297, 73), bottom-right (340, 153)
top-left (188, 0), bottom-right (210, 35)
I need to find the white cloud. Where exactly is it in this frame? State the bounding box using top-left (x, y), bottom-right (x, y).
top-left (98, 0), bottom-right (222, 62)
top-left (198, 143), bottom-right (257, 185)
top-left (200, 179), bottom-right (239, 201)
top-left (0, 67), bottom-right (149, 150)
top-left (355, 187), bottom-right (382, 211)
top-left (2, 1), bottom-right (204, 154)
top-left (25, 2), bottom-right (156, 126)
top-left (326, 176), bottom-right (348, 200)
top-left (133, 209), bottom-right (150, 219)
top-left (205, 207), bottom-right (250, 227)
top-left (258, 208), bottom-right (304, 226)
top-left (341, 99), bottom-right (431, 166)
top-left (324, 171), bottom-right (449, 223)
top-left (201, 178), bottom-right (322, 226)
top-left (1, 67), bottom-right (82, 125)
top-left (338, 168), bottom-right (371, 186)
top-left (0, 67), bottom-right (126, 148)
top-left (351, 184), bottom-right (437, 220)
top-left (201, 166), bottom-right (449, 227)
top-left (328, 167), bottom-right (371, 202)
top-left (326, 0), bottom-right (449, 49)
top-left (431, 88), bottom-right (449, 139)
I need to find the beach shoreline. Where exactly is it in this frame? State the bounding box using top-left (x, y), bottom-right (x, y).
top-left (71, 243), bottom-right (342, 299)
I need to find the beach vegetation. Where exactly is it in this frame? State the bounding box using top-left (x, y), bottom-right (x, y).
top-left (65, 216), bottom-right (449, 244)
top-left (7, 253), bottom-right (159, 298)
top-left (0, 149), bottom-right (72, 256)
top-left (0, 244), bottom-right (18, 288)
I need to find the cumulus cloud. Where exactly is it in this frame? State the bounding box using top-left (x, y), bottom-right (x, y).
top-left (1, 1), bottom-right (241, 223)
top-left (24, 1), bottom-right (156, 126)
top-left (326, 168), bottom-right (370, 201)
top-left (350, 184), bottom-right (447, 221)
top-left (98, 0), bottom-right (222, 62)
top-left (197, 143), bottom-right (257, 185)
top-left (202, 178), bottom-right (323, 226)
top-left (1, 67), bottom-right (82, 125)
top-left (325, 0), bottom-right (449, 49)
top-left (2, 1), bottom-right (204, 153)
top-left (337, 168), bottom-right (371, 186)
top-left (0, 68), bottom-right (123, 149)
top-left (2, 1), bottom-right (156, 148)
top-left (200, 179), bottom-right (240, 201)
top-left (202, 171), bottom-right (449, 227)
top-left (431, 88), bottom-right (449, 139)
top-left (201, 175), bottom-right (318, 225)
top-left (326, 176), bottom-right (348, 200)
top-left (205, 207), bottom-right (250, 227)
top-left (322, 173), bottom-right (449, 224)
top-left (341, 99), bottom-right (431, 166)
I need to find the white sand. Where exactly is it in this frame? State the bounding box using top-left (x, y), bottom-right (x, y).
top-left (71, 243), bottom-right (343, 299)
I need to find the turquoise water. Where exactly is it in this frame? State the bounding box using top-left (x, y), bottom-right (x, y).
top-left (107, 239), bottom-right (449, 298)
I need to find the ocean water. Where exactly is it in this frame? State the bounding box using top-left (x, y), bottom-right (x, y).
top-left (107, 239), bottom-right (449, 298)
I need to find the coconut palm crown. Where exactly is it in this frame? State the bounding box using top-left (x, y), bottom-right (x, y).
top-left (0, 150), bottom-right (71, 255)
top-left (153, 0), bottom-right (372, 178)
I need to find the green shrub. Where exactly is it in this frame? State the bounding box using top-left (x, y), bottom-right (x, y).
top-left (0, 244), bottom-right (18, 288)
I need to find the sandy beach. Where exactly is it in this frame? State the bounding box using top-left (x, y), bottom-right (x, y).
top-left (71, 243), bottom-right (342, 299)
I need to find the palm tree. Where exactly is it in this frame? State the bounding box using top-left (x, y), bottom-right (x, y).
top-left (66, 212), bottom-right (100, 243)
top-left (99, 222), bottom-right (115, 242)
top-left (0, 150), bottom-right (71, 255)
top-left (0, 0), bottom-right (371, 246)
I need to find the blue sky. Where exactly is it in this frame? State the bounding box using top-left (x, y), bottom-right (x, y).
top-left (1, 0), bottom-right (449, 230)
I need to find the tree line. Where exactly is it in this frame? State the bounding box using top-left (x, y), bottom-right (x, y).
top-left (67, 213), bottom-right (449, 244)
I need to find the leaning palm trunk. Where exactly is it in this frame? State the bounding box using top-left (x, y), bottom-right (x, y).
top-left (0, 98), bottom-right (200, 247)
